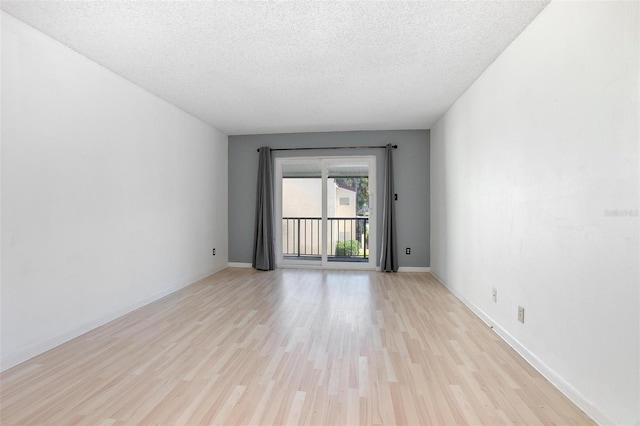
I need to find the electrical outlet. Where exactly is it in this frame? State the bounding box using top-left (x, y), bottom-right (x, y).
top-left (518, 306), bottom-right (525, 323)
top-left (212, 248), bottom-right (216, 256)
top-left (492, 287), bottom-right (497, 303)
top-left (405, 248), bottom-right (411, 255)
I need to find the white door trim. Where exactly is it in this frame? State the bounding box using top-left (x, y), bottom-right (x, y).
top-left (275, 156), bottom-right (376, 270)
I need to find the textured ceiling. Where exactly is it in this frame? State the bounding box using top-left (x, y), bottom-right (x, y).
top-left (1, 1), bottom-right (549, 135)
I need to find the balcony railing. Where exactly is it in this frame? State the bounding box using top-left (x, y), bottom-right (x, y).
top-left (282, 217), bottom-right (369, 262)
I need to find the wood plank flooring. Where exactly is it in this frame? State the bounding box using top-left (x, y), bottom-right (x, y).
top-left (0, 268), bottom-right (593, 425)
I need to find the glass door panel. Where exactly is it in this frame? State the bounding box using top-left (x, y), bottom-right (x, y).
top-left (281, 161), bottom-right (323, 264)
top-left (326, 160), bottom-right (370, 264)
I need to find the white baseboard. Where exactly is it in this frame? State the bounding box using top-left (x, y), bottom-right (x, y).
top-left (429, 272), bottom-right (613, 426)
top-left (0, 266), bottom-right (225, 373)
top-left (228, 262), bottom-right (252, 268)
top-left (397, 266), bottom-right (431, 272)
top-left (228, 263), bottom-right (431, 273)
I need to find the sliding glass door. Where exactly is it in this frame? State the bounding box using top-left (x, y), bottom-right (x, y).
top-left (275, 156), bottom-right (376, 269)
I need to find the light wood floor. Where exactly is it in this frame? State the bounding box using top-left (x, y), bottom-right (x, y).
top-left (1, 268), bottom-right (593, 425)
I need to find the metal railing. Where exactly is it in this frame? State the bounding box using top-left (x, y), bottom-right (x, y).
top-left (282, 217), bottom-right (369, 261)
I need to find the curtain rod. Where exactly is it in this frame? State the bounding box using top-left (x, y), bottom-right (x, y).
top-left (257, 145), bottom-right (397, 152)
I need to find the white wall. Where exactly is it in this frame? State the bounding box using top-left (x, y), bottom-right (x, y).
top-left (1, 13), bottom-right (229, 370)
top-left (431, 2), bottom-right (639, 424)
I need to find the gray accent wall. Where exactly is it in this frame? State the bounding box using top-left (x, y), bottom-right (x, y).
top-left (228, 130), bottom-right (430, 268)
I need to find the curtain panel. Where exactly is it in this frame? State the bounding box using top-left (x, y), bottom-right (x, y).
top-left (379, 144), bottom-right (398, 272)
top-left (252, 147), bottom-right (275, 270)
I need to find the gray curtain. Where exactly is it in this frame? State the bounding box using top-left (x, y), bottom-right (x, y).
top-left (252, 147), bottom-right (275, 270)
top-left (380, 144), bottom-right (398, 272)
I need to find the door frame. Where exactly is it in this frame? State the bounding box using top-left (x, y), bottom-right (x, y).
top-left (274, 155), bottom-right (376, 270)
